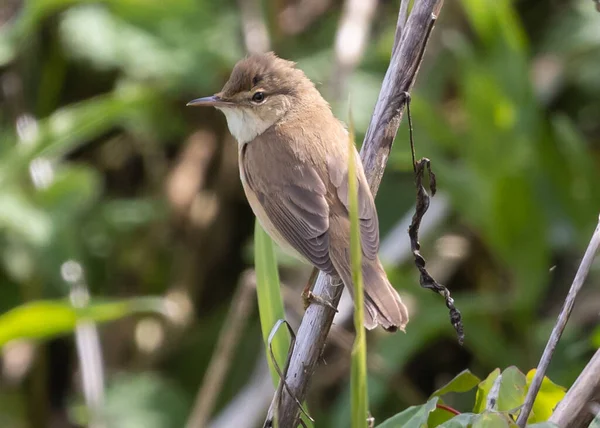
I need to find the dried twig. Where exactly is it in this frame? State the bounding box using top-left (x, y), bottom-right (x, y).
top-left (264, 320), bottom-right (312, 427)
top-left (186, 271), bottom-right (256, 428)
top-left (549, 348), bottom-right (600, 427)
top-left (405, 94), bottom-right (464, 344)
top-left (517, 215), bottom-right (600, 426)
top-left (269, 1), bottom-right (446, 426)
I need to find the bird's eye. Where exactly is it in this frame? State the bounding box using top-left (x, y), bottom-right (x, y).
top-left (252, 92), bottom-right (265, 103)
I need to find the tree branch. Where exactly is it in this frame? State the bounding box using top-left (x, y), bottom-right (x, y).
top-left (266, 1), bottom-right (445, 426)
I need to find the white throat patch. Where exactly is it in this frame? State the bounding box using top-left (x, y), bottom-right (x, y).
top-left (218, 107), bottom-right (272, 145)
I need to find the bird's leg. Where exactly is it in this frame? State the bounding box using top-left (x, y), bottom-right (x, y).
top-left (301, 267), bottom-right (319, 309)
top-left (301, 268), bottom-right (338, 312)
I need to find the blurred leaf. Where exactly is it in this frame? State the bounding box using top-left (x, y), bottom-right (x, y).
top-left (430, 369), bottom-right (482, 398)
top-left (474, 368), bottom-right (501, 413)
top-left (0, 88), bottom-right (152, 186)
top-left (0, 297), bottom-right (166, 347)
top-left (525, 369), bottom-right (566, 423)
top-left (0, 190), bottom-right (52, 246)
top-left (376, 397), bottom-right (438, 428)
top-left (33, 165), bottom-right (101, 217)
top-left (254, 220), bottom-right (290, 388)
top-left (100, 372), bottom-right (190, 428)
top-left (0, 390), bottom-right (26, 428)
top-left (348, 112), bottom-right (368, 428)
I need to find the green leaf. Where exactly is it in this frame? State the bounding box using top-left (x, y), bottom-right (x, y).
top-left (376, 397), bottom-right (439, 428)
top-left (348, 110), bottom-right (368, 428)
top-left (472, 412), bottom-right (516, 428)
top-left (0, 297), bottom-right (166, 347)
top-left (431, 369), bottom-right (482, 398)
top-left (474, 368), bottom-right (501, 413)
top-left (525, 369), bottom-right (566, 423)
top-left (497, 366), bottom-right (526, 412)
top-left (438, 413), bottom-right (476, 427)
top-left (428, 406), bottom-right (458, 427)
top-left (254, 220), bottom-right (290, 388)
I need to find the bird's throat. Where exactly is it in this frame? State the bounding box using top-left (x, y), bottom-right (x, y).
top-left (218, 107), bottom-right (272, 145)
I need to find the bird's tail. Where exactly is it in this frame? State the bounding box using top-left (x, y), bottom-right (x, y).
top-left (330, 250), bottom-right (409, 332)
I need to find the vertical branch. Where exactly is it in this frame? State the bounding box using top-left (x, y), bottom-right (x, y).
top-left (238, 0), bottom-right (271, 54)
top-left (329, 0), bottom-right (377, 105)
top-left (186, 271), bottom-right (256, 428)
top-left (269, 1), bottom-right (445, 426)
top-left (62, 260), bottom-right (106, 428)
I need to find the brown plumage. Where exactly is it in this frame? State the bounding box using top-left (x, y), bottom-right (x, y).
top-left (188, 52), bottom-right (409, 331)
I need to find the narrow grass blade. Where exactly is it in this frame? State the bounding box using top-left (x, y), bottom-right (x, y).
top-left (348, 111), bottom-right (369, 428)
top-left (254, 220), bottom-right (291, 387)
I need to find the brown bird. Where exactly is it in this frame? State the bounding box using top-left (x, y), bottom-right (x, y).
top-left (187, 52), bottom-right (408, 331)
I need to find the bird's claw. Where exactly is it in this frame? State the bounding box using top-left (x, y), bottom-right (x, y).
top-left (302, 290), bottom-right (338, 312)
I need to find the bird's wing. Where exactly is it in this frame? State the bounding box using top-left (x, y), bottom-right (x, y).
top-left (327, 149), bottom-right (379, 260)
top-left (242, 144), bottom-right (335, 273)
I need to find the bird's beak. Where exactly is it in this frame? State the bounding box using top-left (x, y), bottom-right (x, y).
top-left (186, 95), bottom-right (232, 107)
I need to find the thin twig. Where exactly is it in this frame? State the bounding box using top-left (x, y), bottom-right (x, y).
top-left (263, 320), bottom-right (312, 427)
top-left (186, 271), bottom-right (256, 428)
top-left (405, 93), bottom-right (464, 344)
top-left (517, 215), bottom-right (600, 426)
top-left (271, 1), bottom-right (446, 426)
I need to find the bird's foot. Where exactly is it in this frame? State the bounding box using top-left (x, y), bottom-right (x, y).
top-left (302, 289), bottom-right (338, 312)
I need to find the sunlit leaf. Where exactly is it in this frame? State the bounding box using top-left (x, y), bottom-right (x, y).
top-left (525, 369), bottom-right (566, 423)
top-left (0, 298), bottom-right (166, 347)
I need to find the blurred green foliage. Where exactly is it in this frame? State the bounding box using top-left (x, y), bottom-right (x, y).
top-left (0, 0), bottom-right (598, 426)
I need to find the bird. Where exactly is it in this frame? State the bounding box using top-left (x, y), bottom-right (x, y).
top-left (187, 52), bottom-right (408, 332)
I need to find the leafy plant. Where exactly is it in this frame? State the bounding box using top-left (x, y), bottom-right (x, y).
top-left (375, 367), bottom-right (564, 427)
